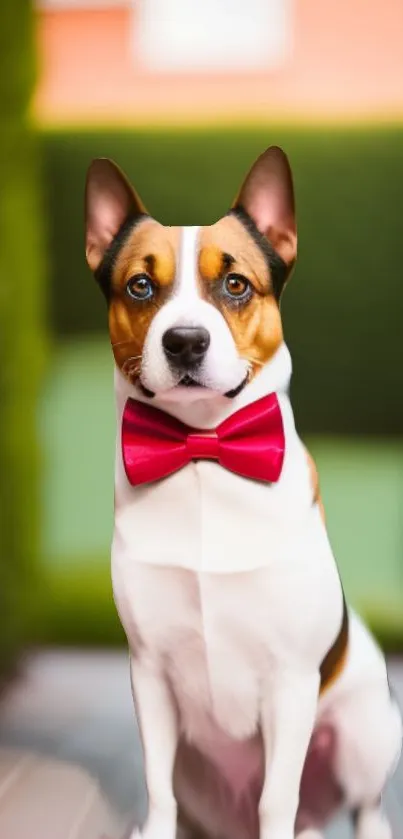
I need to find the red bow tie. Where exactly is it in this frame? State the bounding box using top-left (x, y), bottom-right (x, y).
top-left (121, 393), bottom-right (285, 487)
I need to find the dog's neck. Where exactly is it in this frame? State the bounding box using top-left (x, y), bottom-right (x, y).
top-left (114, 342), bottom-right (292, 430)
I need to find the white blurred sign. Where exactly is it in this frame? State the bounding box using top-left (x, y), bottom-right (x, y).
top-left (137, 0), bottom-right (292, 72)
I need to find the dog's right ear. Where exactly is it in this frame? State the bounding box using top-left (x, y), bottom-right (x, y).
top-left (85, 158), bottom-right (147, 273)
top-left (232, 146), bottom-right (297, 270)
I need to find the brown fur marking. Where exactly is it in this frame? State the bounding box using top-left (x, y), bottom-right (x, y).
top-left (108, 220), bottom-right (180, 380)
top-left (319, 596), bottom-right (349, 695)
top-left (304, 446), bottom-right (348, 693)
top-left (199, 217), bottom-right (283, 377)
top-left (107, 216), bottom-right (284, 385)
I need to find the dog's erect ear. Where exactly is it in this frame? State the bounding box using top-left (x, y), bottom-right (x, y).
top-left (233, 146), bottom-right (297, 268)
top-left (85, 158), bottom-right (147, 273)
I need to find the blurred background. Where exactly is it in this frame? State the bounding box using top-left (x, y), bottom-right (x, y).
top-left (0, 0), bottom-right (402, 834)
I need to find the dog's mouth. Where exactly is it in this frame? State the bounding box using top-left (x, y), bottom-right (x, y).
top-left (139, 371), bottom-right (249, 401)
top-left (179, 375), bottom-right (202, 387)
top-left (138, 375), bottom-right (204, 399)
top-left (138, 380), bottom-right (156, 399)
top-left (224, 372), bottom-right (249, 399)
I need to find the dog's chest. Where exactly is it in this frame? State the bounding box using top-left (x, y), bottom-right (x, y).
top-left (169, 576), bottom-right (266, 741)
top-left (113, 540), bottom-right (340, 746)
top-left (115, 564), bottom-right (272, 740)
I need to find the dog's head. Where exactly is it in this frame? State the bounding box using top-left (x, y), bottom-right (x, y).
top-left (85, 146), bottom-right (297, 405)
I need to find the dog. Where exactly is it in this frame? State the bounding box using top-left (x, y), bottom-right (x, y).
top-left (85, 146), bottom-right (402, 839)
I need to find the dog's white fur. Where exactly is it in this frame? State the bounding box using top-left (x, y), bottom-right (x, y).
top-left (141, 227), bottom-right (248, 398)
top-left (111, 227), bottom-right (402, 839)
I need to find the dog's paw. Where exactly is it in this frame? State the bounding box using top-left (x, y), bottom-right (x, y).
top-left (296, 831), bottom-right (323, 839)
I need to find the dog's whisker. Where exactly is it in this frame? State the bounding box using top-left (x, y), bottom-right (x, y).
top-left (244, 355), bottom-right (265, 368)
top-left (121, 352), bottom-right (143, 383)
top-left (122, 355), bottom-right (143, 370)
top-left (111, 339), bottom-right (140, 351)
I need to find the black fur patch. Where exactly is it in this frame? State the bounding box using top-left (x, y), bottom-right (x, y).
top-left (229, 206), bottom-right (288, 301)
top-left (94, 213), bottom-right (148, 299)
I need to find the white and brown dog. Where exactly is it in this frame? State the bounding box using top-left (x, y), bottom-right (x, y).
top-left (85, 146), bottom-right (402, 839)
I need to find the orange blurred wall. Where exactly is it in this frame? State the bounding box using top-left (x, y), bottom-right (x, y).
top-left (34, 0), bottom-right (403, 125)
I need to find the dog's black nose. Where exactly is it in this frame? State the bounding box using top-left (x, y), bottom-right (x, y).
top-left (162, 327), bottom-right (211, 367)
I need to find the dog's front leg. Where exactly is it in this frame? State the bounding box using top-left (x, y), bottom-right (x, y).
top-left (130, 655), bottom-right (178, 839)
top-left (259, 668), bottom-right (320, 839)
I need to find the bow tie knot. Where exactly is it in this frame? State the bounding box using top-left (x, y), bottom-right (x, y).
top-left (185, 431), bottom-right (219, 461)
top-left (122, 393), bottom-right (285, 487)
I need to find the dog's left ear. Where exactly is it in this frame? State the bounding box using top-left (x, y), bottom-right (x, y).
top-left (233, 146), bottom-right (297, 269)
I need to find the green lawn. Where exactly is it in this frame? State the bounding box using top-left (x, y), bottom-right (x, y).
top-left (37, 338), bottom-right (403, 648)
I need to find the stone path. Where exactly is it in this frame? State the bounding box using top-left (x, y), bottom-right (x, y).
top-left (0, 651), bottom-right (401, 839)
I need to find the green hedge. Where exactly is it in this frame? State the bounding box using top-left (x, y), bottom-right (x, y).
top-left (37, 566), bottom-right (125, 648)
top-left (42, 125), bottom-right (403, 435)
top-left (0, 1), bottom-right (46, 681)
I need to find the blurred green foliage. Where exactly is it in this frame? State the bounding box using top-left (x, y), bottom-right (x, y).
top-left (0, 0), bottom-right (46, 680)
top-left (37, 565), bottom-right (125, 648)
top-left (42, 125), bottom-right (403, 435)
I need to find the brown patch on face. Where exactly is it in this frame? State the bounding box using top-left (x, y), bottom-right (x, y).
top-left (108, 219), bottom-right (180, 382)
top-left (199, 245), bottom-right (231, 284)
top-left (199, 216), bottom-right (283, 380)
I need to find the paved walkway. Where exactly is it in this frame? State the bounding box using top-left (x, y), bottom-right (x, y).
top-left (0, 651), bottom-right (401, 838)
top-left (0, 747), bottom-right (122, 839)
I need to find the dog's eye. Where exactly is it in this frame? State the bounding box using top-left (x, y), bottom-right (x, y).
top-left (223, 274), bottom-right (251, 301)
top-left (126, 274), bottom-right (154, 301)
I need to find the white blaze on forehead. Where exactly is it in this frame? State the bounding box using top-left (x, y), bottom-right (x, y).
top-left (175, 226), bottom-right (201, 299)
